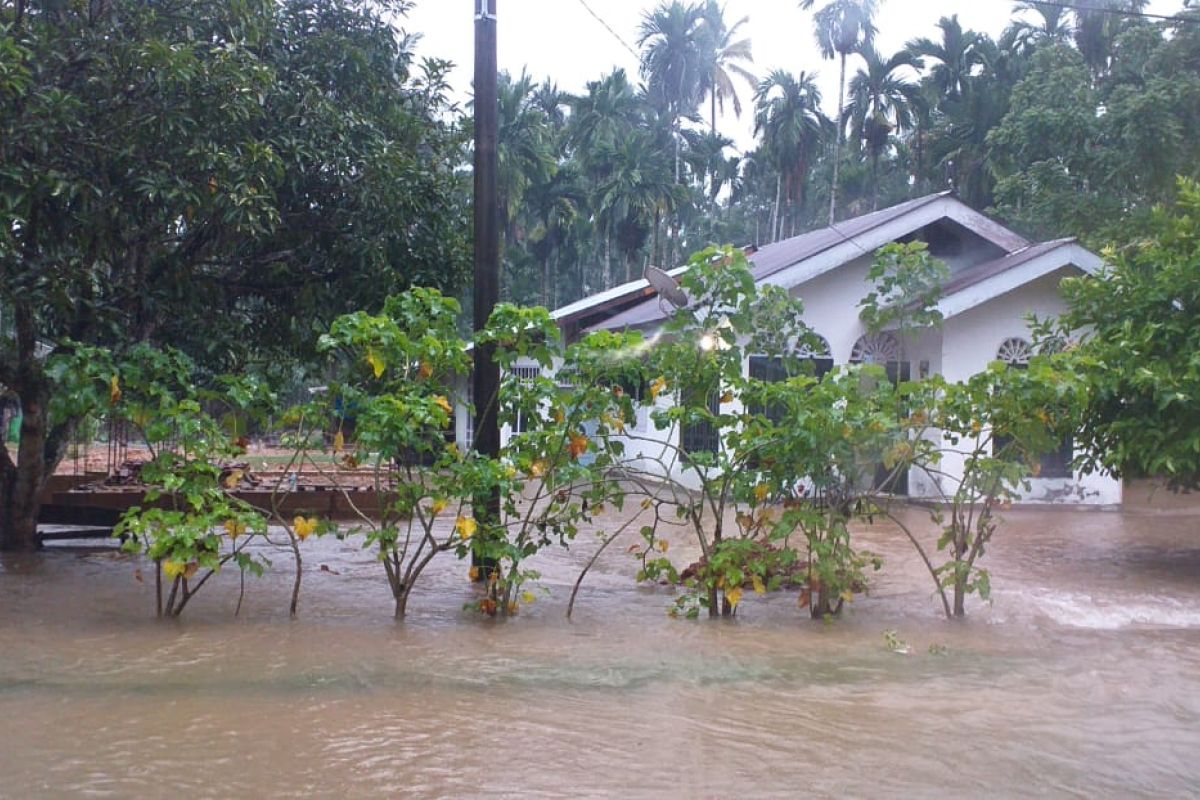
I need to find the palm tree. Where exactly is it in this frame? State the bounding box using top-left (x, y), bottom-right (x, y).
top-left (800, 0), bottom-right (879, 223)
top-left (845, 46), bottom-right (923, 209)
top-left (1072, 0), bottom-right (1150, 80)
top-left (1005, 1), bottom-right (1075, 55)
top-left (697, 1), bottom-right (757, 134)
top-left (753, 69), bottom-right (828, 240)
top-left (567, 69), bottom-right (643, 164)
top-left (638, 1), bottom-right (707, 182)
top-left (907, 15), bottom-right (986, 100)
top-left (497, 71), bottom-right (555, 247)
top-left (596, 133), bottom-right (681, 285)
top-left (682, 128), bottom-right (735, 205)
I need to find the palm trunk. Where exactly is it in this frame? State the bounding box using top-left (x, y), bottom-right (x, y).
top-left (710, 81), bottom-right (717, 135)
top-left (871, 149), bottom-right (880, 211)
top-left (603, 226), bottom-right (612, 289)
top-left (771, 173), bottom-right (782, 244)
top-left (830, 52), bottom-right (847, 225)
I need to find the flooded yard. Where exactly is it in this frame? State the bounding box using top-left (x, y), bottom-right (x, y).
top-left (2, 506), bottom-right (1199, 797)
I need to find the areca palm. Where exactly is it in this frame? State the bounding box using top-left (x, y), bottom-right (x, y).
top-left (567, 68), bottom-right (643, 166)
top-left (846, 46), bottom-right (923, 209)
top-left (1006, 1), bottom-right (1075, 55)
top-left (638, 1), bottom-right (707, 182)
top-left (800, 0), bottom-right (879, 223)
top-left (907, 15), bottom-right (986, 100)
top-left (1072, 0), bottom-right (1150, 79)
top-left (497, 70), bottom-right (555, 244)
top-left (697, 1), bottom-right (757, 134)
top-left (596, 133), bottom-right (681, 285)
top-left (753, 69), bottom-right (828, 239)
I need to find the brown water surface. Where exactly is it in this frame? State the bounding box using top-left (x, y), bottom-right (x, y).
top-left (2, 508), bottom-right (1199, 798)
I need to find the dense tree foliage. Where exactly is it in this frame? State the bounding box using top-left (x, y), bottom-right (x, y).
top-left (0, 0), bottom-right (468, 549)
top-left (1058, 179), bottom-right (1200, 489)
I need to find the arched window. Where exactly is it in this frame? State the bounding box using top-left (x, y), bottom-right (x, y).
top-left (850, 332), bottom-right (910, 386)
top-left (850, 332), bottom-right (901, 366)
top-left (997, 337), bottom-right (1033, 367)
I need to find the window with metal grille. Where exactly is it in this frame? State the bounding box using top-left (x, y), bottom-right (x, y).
top-left (992, 338), bottom-right (1073, 478)
top-left (680, 384), bottom-right (720, 459)
top-left (509, 365), bottom-right (541, 433)
top-left (464, 377), bottom-right (474, 449)
top-left (747, 354), bottom-right (833, 422)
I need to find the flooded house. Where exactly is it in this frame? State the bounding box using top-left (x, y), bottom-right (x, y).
top-left (457, 192), bottom-right (1120, 507)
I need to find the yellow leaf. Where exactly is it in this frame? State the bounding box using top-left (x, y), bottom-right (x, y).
top-left (419, 361), bottom-right (433, 380)
top-left (529, 459), bottom-right (548, 478)
top-left (109, 375), bottom-right (122, 406)
top-left (293, 516), bottom-right (317, 541)
top-left (568, 432), bottom-right (589, 460)
top-left (434, 395), bottom-right (453, 414)
top-left (468, 566), bottom-right (480, 582)
top-left (521, 591), bottom-right (536, 604)
top-left (446, 442), bottom-right (461, 460)
top-left (507, 600), bottom-right (520, 615)
top-left (333, 430), bottom-right (345, 454)
top-left (430, 498), bottom-right (449, 517)
top-left (183, 562), bottom-right (200, 580)
top-left (224, 519), bottom-right (246, 540)
top-left (224, 469), bottom-right (244, 490)
top-left (720, 391), bottom-right (734, 404)
top-left (841, 590), bottom-right (855, 604)
top-left (656, 539), bottom-right (669, 553)
top-left (649, 377), bottom-right (667, 401)
top-left (752, 575), bottom-right (766, 595)
top-left (456, 515), bottom-right (477, 540)
top-left (753, 484), bottom-right (769, 503)
top-left (551, 407), bottom-right (565, 424)
top-left (726, 586), bottom-right (743, 609)
top-left (640, 498), bottom-right (652, 510)
top-left (162, 560), bottom-right (185, 579)
top-left (366, 348), bottom-right (386, 379)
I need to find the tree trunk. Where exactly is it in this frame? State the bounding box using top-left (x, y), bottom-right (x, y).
top-left (0, 390), bottom-right (51, 552)
top-left (710, 81), bottom-right (717, 135)
top-left (953, 580), bottom-right (966, 617)
top-left (830, 52), bottom-right (847, 225)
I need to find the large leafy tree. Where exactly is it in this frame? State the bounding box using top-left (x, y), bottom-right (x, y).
top-left (799, 0), bottom-right (878, 223)
top-left (1060, 179), bottom-right (1200, 489)
top-left (0, 0), bottom-right (467, 550)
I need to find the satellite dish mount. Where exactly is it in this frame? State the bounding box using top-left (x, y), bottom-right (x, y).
top-left (644, 266), bottom-right (688, 311)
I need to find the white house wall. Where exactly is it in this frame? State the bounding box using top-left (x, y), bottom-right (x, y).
top-left (935, 270), bottom-right (1121, 506)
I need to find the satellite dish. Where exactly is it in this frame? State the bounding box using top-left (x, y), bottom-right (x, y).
top-left (644, 266), bottom-right (688, 309)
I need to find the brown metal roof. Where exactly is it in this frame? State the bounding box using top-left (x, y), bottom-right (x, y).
top-left (939, 238), bottom-right (1076, 297)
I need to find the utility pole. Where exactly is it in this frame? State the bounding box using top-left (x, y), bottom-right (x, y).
top-left (472, 0), bottom-right (500, 578)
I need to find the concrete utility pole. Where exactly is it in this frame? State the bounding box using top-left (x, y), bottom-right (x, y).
top-left (472, 0), bottom-right (501, 575)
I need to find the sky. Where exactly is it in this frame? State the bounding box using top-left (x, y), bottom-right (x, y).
top-left (403, 0), bottom-right (1187, 151)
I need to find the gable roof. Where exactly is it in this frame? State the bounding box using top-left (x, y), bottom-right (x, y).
top-left (936, 238), bottom-right (1103, 319)
top-left (575, 194), bottom-right (1089, 334)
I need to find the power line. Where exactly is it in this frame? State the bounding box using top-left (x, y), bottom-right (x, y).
top-left (1014, 0), bottom-right (1200, 24)
top-left (575, 0), bottom-right (641, 60)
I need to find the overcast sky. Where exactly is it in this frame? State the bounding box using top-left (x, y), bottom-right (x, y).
top-left (403, 0), bottom-right (1185, 150)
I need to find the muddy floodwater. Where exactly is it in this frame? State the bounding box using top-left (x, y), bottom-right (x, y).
top-left (2, 505), bottom-right (1199, 798)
